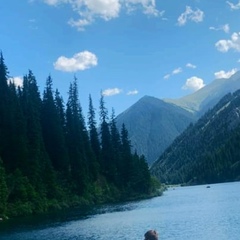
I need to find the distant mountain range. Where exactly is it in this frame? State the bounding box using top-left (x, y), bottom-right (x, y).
top-left (164, 71), bottom-right (240, 116)
top-left (150, 89), bottom-right (240, 184)
top-left (116, 71), bottom-right (240, 165)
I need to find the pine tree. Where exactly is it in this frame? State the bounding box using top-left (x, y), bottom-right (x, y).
top-left (55, 89), bottom-right (66, 131)
top-left (20, 71), bottom-right (57, 200)
top-left (6, 82), bottom-right (28, 172)
top-left (0, 52), bottom-right (11, 165)
top-left (99, 94), bottom-right (114, 181)
top-left (110, 108), bottom-right (121, 186)
top-left (65, 77), bottom-right (89, 195)
top-left (119, 123), bottom-right (133, 188)
top-left (20, 71), bottom-right (43, 181)
top-left (87, 94), bottom-right (100, 180)
top-left (88, 95), bottom-right (100, 160)
top-left (41, 76), bottom-right (69, 173)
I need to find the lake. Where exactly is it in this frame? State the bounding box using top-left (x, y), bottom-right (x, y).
top-left (0, 181), bottom-right (240, 240)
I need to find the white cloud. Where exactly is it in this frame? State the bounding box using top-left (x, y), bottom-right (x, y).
top-left (40, 0), bottom-right (163, 30)
top-left (163, 74), bottom-right (170, 80)
top-left (223, 24), bottom-right (230, 33)
top-left (43, 0), bottom-right (121, 25)
top-left (227, 0), bottom-right (240, 10)
top-left (102, 88), bottom-right (122, 96)
top-left (127, 89), bottom-right (138, 95)
top-left (209, 24), bottom-right (230, 33)
top-left (186, 63), bottom-right (196, 69)
top-left (215, 32), bottom-right (240, 52)
top-left (177, 6), bottom-right (204, 26)
top-left (8, 76), bottom-right (23, 87)
top-left (82, 0), bottom-right (121, 20)
top-left (164, 67), bottom-right (182, 79)
top-left (54, 51), bottom-right (98, 72)
top-left (43, 0), bottom-right (66, 5)
top-left (182, 76), bottom-right (205, 91)
top-left (172, 67), bottom-right (182, 75)
top-left (68, 18), bottom-right (92, 31)
top-left (214, 68), bottom-right (237, 79)
top-left (124, 0), bottom-right (163, 17)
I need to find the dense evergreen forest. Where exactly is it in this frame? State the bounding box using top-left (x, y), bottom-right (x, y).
top-left (0, 53), bottom-right (160, 219)
top-left (151, 90), bottom-right (240, 185)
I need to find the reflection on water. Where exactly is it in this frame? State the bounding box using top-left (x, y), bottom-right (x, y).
top-left (0, 182), bottom-right (240, 240)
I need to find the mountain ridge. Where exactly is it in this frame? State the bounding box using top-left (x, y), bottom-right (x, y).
top-left (116, 71), bottom-right (240, 165)
top-left (164, 71), bottom-right (240, 115)
top-left (150, 89), bottom-right (240, 184)
top-left (116, 96), bottom-right (196, 165)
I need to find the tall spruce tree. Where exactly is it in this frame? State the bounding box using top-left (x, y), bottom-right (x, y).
top-left (129, 153), bottom-right (151, 194)
top-left (87, 94), bottom-right (100, 180)
top-left (65, 77), bottom-right (89, 195)
top-left (0, 54), bottom-right (28, 172)
top-left (41, 76), bottom-right (69, 173)
top-left (99, 94), bottom-right (114, 181)
top-left (120, 123), bottom-right (132, 186)
top-left (55, 89), bottom-right (66, 131)
top-left (20, 71), bottom-right (57, 200)
top-left (6, 82), bottom-right (28, 172)
top-left (110, 108), bottom-right (121, 186)
top-left (21, 71), bottom-right (43, 181)
top-left (0, 53), bottom-right (11, 166)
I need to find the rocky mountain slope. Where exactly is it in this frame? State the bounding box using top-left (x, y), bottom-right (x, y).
top-left (116, 96), bottom-right (196, 165)
top-left (150, 90), bottom-right (240, 184)
top-left (116, 71), bottom-right (240, 164)
top-left (164, 71), bottom-right (240, 115)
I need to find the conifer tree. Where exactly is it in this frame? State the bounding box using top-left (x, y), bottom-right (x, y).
top-left (41, 76), bottom-right (69, 173)
top-left (0, 54), bottom-right (159, 218)
top-left (7, 82), bottom-right (28, 172)
top-left (21, 71), bottom-right (43, 180)
top-left (0, 53), bottom-right (10, 165)
top-left (120, 123), bottom-right (132, 186)
top-left (99, 94), bottom-right (114, 181)
top-left (55, 89), bottom-right (66, 131)
top-left (20, 71), bottom-right (57, 199)
top-left (88, 95), bottom-right (100, 160)
top-left (65, 77), bottom-right (89, 194)
top-left (87, 94), bottom-right (100, 180)
top-left (110, 108), bottom-right (121, 186)
top-left (131, 154), bottom-right (151, 194)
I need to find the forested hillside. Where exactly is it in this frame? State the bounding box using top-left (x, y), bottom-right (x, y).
top-left (116, 96), bottom-right (196, 165)
top-left (117, 72), bottom-right (240, 165)
top-left (0, 54), bottom-right (159, 219)
top-left (151, 90), bottom-right (240, 185)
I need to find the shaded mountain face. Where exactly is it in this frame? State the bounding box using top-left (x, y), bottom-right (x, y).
top-left (116, 96), bottom-right (196, 165)
top-left (150, 90), bottom-right (240, 185)
top-left (116, 71), bottom-right (240, 165)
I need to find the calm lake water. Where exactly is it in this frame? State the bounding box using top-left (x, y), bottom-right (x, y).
top-left (0, 181), bottom-right (240, 240)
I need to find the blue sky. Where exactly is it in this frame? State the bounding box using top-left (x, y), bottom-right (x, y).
top-left (1, 0), bottom-right (240, 118)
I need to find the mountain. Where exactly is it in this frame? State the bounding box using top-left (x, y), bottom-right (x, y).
top-left (116, 96), bottom-right (196, 165)
top-left (164, 71), bottom-right (240, 116)
top-left (116, 71), bottom-right (240, 165)
top-left (150, 90), bottom-right (240, 185)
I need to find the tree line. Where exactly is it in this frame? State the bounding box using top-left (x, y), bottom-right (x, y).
top-left (0, 53), bottom-right (160, 218)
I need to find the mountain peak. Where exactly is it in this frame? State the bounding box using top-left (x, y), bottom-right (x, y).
top-left (163, 70), bottom-right (240, 115)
